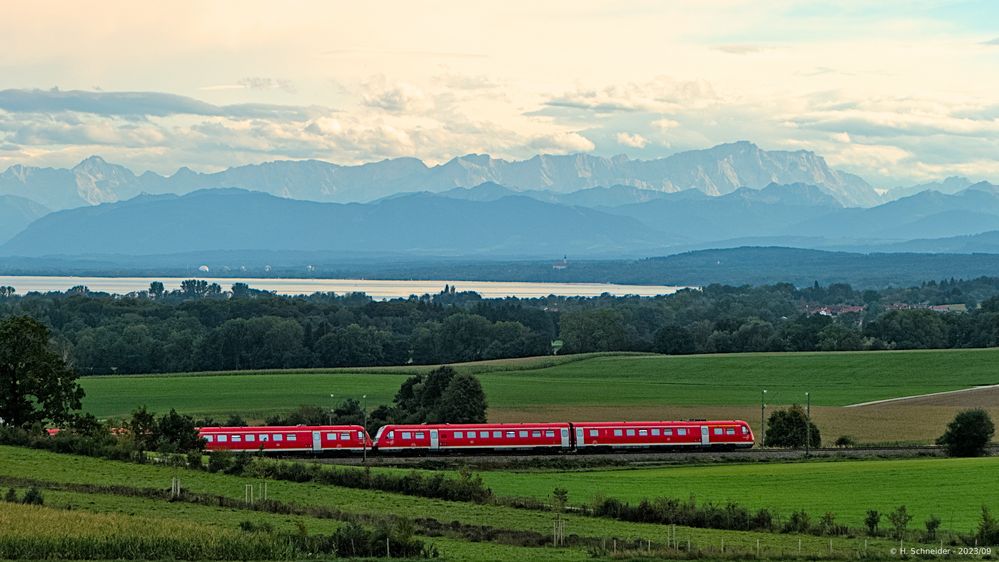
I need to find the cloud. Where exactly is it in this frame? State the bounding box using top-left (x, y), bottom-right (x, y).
top-left (527, 131), bottom-right (595, 154)
top-left (616, 132), bottom-right (648, 148)
top-left (362, 82), bottom-right (430, 113)
top-left (983, 37), bottom-right (999, 45)
top-left (713, 44), bottom-right (772, 54)
top-left (238, 77), bottom-right (297, 93)
top-left (0, 88), bottom-right (324, 120)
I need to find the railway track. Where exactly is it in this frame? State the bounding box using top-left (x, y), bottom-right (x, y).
top-left (305, 444), bottom-right (996, 468)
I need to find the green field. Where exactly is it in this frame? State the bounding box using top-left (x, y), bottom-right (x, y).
top-left (477, 457), bottom-right (999, 532)
top-left (0, 445), bottom-right (910, 560)
top-left (79, 348), bottom-right (999, 420)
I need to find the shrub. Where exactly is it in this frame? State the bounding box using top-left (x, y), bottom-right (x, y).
top-left (3, 488), bottom-right (16, 503)
top-left (783, 510), bottom-right (811, 534)
top-left (888, 505), bottom-right (913, 539)
top-left (924, 514), bottom-right (941, 541)
top-left (937, 409), bottom-right (995, 457)
top-left (21, 487), bottom-right (43, 506)
top-left (977, 506), bottom-right (999, 545)
top-left (864, 509), bottom-right (881, 536)
top-left (764, 405), bottom-right (821, 448)
top-left (834, 435), bottom-right (857, 448)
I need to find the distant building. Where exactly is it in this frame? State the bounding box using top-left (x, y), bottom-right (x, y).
top-left (553, 255), bottom-right (569, 270)
top-left (928, 303), bottom-right (968, 313)
top-left (809, 304), bottom-right (865, 317)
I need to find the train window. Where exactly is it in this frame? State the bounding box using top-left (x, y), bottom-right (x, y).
top-left (532, 431), bottom-right (541, 438)
top-left (589, 430), bottom-right (598, 437)
top-left (340, 432), bottom-right (350, 440)
top-left (218, 435), bottom-right (228, 443)
top-left (714, 428), bottom-right (723, 435)
top-left (741, 426), bottom-right (749, 434)
top-left (358, 431), bottom-right (364, 440)
top-left (726, 428), bottom-right (736, 435)
top-left (505, 431), bottom-right (516, 438)
top-left (415, 432), bottom-right (425, 439)
top-left (493, 431), bottom-right (502, 438)
top-left (259, 434), bottom-right (269, 441)
top-left (246, 435), bottom-right (255, 442)
top-left (519, 431), bottom-right (528, 438)
top-left (678, 429), bottom-right (687, 436)
top-left (614, 429), bottom-right (623, 437)
top-left (639, 430), bottom-right (648, 436)
top-left (455, 431), bottom-right (463, 439)
top-left (626, 429), bottom-right (636, 437)
top-left (232, 435), bottom-right (242, 442)
top-left (545, 430), bottom-right (555, 438)
top-left (401, 432), bottom-right (412, 439)
top-left (287, 434), bottom-right (297, 441)
top-left (274, 434), bottom-right (283, 441)
top-left (327, 433), bottom-right (337, 440)
top-left (664, 429), bottom-right (673, 436)
top-left (204, 435), bottom-right (213, 442)
top-left (387, 432), bottom-right (394, 439)
top-left (651, 429), bottom-right (660, 436)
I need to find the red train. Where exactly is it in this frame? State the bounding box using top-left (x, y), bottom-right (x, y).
top-left (200, 419), bottom-right (754, 454)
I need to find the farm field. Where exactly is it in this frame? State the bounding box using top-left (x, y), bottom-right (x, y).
top-left (78, 349), bottom-right (999, 443)
top-left (476, 457), bottom-right (999, 532)
top-left (0, 445), bottom-right (906, 560)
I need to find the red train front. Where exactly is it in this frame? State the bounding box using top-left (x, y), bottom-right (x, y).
top-left (199, 425), bottom-right (372, 453)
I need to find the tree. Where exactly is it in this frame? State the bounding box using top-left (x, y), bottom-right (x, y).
top-left (0, 316), bottom-right (84, 427)
top-left (937, 409), bottom-right (995, 457)
top-left (654, 324), bottom-right (695, 355)
top-left (764, 405), bottom-right (821, 448)
top-left (834, 435), bottom-right (857, 448)
top-left (924, 515), bottom-right (941, 541)
top-left (148, 281), bottom-right (165, 299)
top-left (157, 409), bottom-right (203, 452)
top-left (436, 373), bottom-right (487, 423)
top-left (978, 506), bottom-right (999, 545)
top-left (864, 510), bottom-right (881, 536)
top-left (0, 286), bottom-right (15, 298)
top-left (129, 406), bottom-right (158, 451)
top-left (887, 505), bottom-right (913, 539)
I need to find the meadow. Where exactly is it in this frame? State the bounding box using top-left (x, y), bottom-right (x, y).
top-left (80, 348), bottom-right (999, 418)
top-left (77, 349), bottom-right (999, 442)
top-left (0, 445), bottom-right (910, 560)
top-left (477, 456), bottom-right (999, 532)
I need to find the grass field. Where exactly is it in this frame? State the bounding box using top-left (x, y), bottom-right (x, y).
top-left (477, 456), bottom-right (999, 532)
top-left (77, 348), bottom-right (999, 443)
top-left (0, 445), bottom-right (907, 560)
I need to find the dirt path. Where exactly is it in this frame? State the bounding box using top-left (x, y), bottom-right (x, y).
top-left (845, 384), bottom-right (999, 408)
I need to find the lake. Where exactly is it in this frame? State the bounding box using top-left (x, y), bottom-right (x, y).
top-left (0, 275), bottom-right (690, 299)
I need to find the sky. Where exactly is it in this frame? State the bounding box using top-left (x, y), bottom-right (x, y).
top-left (0, 1), bottom-right (997, 187)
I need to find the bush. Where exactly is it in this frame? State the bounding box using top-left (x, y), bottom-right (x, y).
top-left (937, 409), bottom-right (995, 457)
top-left (834, 435), bottom-right (857, 448)
top-left (977, 506), bottom-right (999, 545)
top-left (864, 509), bottom-right (881, 536)
top-left (924, 514), bottom-right (941, 541)
top-left (21, 487), bottom-right (43, 506)
top-left (765, 405), bottom-right (821, 448)
top-left (3, 488), bottom-right (16, 503)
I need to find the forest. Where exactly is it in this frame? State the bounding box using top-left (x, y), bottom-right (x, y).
top-left (2, 276), bottom-right (999, 375)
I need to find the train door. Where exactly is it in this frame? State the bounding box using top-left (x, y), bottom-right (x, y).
top-left (700, 426), bottom-right (710, 445)
top-left (429, 429), bottom-right (439, 451)
top-left (560, 428), bottom-right (570, 448)
top-left (311, 431), bottom-right (322, 452)
top-left (575, 427), bottom-right (585, 448)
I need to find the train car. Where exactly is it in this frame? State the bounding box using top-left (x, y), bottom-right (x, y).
top-left (199, 425), bottom-right (372, 454)
top-left (374, 422), bottom-right (571, 453)
top-left (571, 420), bottom-right (754, 450)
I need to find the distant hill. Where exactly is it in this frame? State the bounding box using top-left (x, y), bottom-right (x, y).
top-left (0, 195), bottom-right (48, 244)
top-left (0, 188), bottom-right (669, 258)
top-left (0, 141), bottom-right (882, 209)
top-left (885, 176), bottom-right (974, 201)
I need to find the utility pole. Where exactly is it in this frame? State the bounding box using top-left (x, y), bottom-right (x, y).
top-left (362, 394), bottom-right (368, 463)
top-left (805, 392), bottom-right (811, 457)
top-left (760, 389), bottom-right (767, 446)
top-left (329, 393), bottom-right (335, 425)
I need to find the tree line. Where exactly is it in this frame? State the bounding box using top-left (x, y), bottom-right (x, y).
top-left (4, 277), bottom-right (999, 374)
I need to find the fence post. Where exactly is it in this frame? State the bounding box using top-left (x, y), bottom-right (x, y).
top-left (757, 538), bottom-right (760, 558)
top-left (386, 537), bottom-right (390, 557)
top-left (797, 538), bottom-right (801, 556)
top-left (721, 538), bottom-right (724, 554)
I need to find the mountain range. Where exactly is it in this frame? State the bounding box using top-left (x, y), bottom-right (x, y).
top-left (7, 179), bottom-right (999, 259)
top-left (0, 141), bottom-right (881, 210)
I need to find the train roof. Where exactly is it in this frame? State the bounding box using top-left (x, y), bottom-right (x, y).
top-left (379, 422), bottom-right (570, 430)
top-left (198, 425), bottom-right (365, 432)
top-left (570, 420), bottom-right (749, 427)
